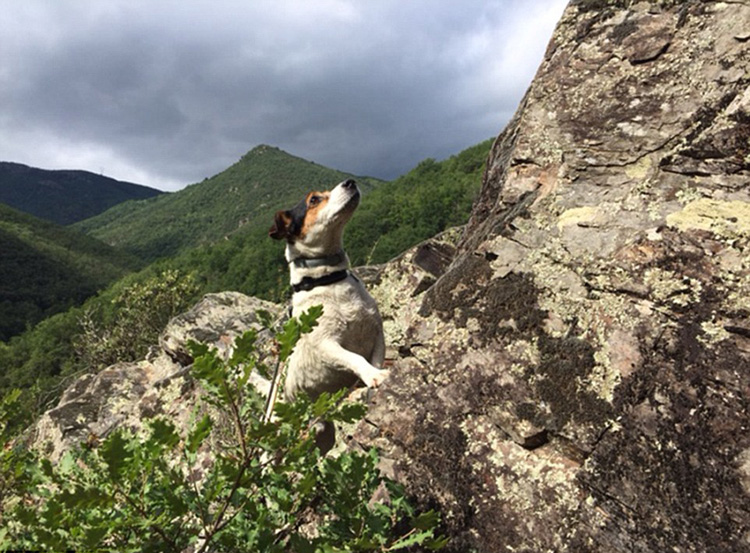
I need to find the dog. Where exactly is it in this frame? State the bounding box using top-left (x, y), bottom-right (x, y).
top-left (269, 179), bottom-right (388, 432)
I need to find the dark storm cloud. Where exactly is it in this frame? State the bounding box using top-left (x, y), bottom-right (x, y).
top-left (0, 0), bottom-right (567, 190)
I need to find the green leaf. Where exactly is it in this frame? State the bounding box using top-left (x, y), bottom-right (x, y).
top-left (100, 430), bottom-right (130, 480)
top-left (255, 360), bottom-right (272, 380)
top-left (277, 305), bottom-right (324, 362)
top-left (412, 510), bottom-right (441, 531)
top-left (298, 304), bottom-right (323, 333)
top-left (312, 392), bottom-right (335, 418)
top-left (83, 524), bottom-right (109, 550)
top-left (149, 418), bottom-right (180, 449)
top-left (187, 339), bottom-right (209, 359)
top-left (191, 349), bottom-right (228, 396)
top-left (425, 535), bottom-right (450, 550)
top-left (334, 402), bottom-right (367, 423)
top-left (256, 309), bottom-right (275, 329)
top-left (388, 530), bottom-right (435, 551)
top-left (57, 451), bottom-right (77, 476)
top-left (40, 457), bottom-right (54, 478)
top-left (229, 330), bottom-right (257, 367)
top-left (187, 414), bottom-right (213, 454)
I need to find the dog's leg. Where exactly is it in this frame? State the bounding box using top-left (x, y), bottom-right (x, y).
top-left (321, 340), bottom-right (389, 387)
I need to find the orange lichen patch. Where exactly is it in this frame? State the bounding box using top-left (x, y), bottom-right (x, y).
top-left (300, 191), bottom-right (330, 237)
top-left (614, 240), bottom-right (660, 264)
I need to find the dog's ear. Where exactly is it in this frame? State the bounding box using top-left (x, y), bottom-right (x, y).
top-left (269, 210), bottom-right (291, 240)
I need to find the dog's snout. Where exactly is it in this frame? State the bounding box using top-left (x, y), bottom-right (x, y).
top-left (343, 179), bottom-right (356, 189)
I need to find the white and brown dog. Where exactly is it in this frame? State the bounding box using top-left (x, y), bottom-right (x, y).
top-left (269, 179), bottom-right (388, 412)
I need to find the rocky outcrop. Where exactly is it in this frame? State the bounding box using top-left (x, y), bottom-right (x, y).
top-left (353, 1), bottom-right (750, 552)
top-left (34, 292), bottom-right (280, 461)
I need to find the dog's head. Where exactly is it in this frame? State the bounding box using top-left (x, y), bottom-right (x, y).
top-left (269, 179), bottom-right (360, 253)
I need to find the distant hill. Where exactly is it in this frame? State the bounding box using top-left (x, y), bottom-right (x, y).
top-left (0, 203), bottom-right (143, 341)
top-left (0, 162), bottom-right (163, 225)
top-left (74, 145), bottom-right (384, 262)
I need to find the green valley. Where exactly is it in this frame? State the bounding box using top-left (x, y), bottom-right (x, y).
top-left (0, 204), bottom-right (143, 342)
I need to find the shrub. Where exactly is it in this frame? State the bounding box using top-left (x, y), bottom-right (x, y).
top-left (75, 269), bottom-right (199, 371)
top-left (1, 307), bottom-right (446, 552)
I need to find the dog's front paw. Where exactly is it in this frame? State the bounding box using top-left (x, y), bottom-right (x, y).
top-left (365, 369), bottom-right (390, 388)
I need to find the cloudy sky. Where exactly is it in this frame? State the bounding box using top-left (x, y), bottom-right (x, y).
top-left (1, 0), bottom-right (567, 191)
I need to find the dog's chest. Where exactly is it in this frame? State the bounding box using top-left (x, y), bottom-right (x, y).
top-left (285, 276), bottom-right (383, 399)
top-left (294, 278), bottom-right (380, 344)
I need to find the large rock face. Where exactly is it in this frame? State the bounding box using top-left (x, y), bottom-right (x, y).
top-left (355, 2), bottom-right (750, 552)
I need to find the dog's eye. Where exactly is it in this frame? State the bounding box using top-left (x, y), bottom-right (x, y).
top-left (309, 195), bottom-right (322, 206)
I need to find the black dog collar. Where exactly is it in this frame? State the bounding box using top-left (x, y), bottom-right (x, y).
top-left (291, 270), bottom-right (350, 293)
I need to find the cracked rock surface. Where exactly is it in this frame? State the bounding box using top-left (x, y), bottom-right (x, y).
top-left (353, 2), bottom-right (750, 552)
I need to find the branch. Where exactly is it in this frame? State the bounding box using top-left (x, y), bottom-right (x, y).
top-left (112, 480), bottom-right (181, 553)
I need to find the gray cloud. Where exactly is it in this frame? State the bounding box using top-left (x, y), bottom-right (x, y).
top-left (0, 0), bottom-right (567, 191)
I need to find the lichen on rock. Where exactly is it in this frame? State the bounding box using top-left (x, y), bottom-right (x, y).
top-left (351, 1), bottom-right (750, 551)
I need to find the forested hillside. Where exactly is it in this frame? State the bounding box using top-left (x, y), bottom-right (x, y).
top-left (0, 162), bottom-right (161, 225)
top-left (75, 145), bottom-right (384, 261)
top-left (149, 138), bottom-right (493, 300)
top-left (0, 204), bottom-right (143, 341)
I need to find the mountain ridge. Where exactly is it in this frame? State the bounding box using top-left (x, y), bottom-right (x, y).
top-left (74, 145), bottom-right (385, 261)
top-left (0, 161), bottom-right (162, 225)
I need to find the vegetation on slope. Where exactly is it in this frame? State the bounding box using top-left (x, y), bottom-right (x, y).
top-left (346, 138), bottom-right (493, 265)
top-left (0, 162), bottom-right (161, 225)
top-left (75, 145), bottom-right (384, 261)
top-left (0, 204), bottom-right (143, 341)
top-left (135, 138), bottom-right (493, 302)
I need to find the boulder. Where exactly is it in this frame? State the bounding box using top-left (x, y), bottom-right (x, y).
top-left (159, 291), bottom-right (280, 364)
top-left (33, 292), bottom-right (281, 461)
top-left (353, 2), bottom-right (750, 552)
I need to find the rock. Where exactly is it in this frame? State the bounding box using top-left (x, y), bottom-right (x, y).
top-left (160, 291), bottom-right (281, 364)
top-left (33, 292), bottom-right (281, 462)
top-left (35, 363), bottom-right (149, 461)
top-left (367, 229), bottom-right (462, 364)
top-left (352, 2), bottom-right (750, 552)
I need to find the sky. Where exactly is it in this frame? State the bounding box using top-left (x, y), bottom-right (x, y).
top-left (0, 0), bottom-right (568, 192)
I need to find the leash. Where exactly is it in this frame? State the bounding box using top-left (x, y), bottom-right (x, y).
top-left (262, 356), bottom-right (284, 423)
